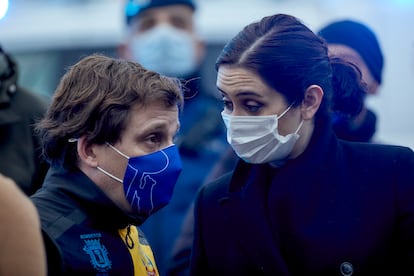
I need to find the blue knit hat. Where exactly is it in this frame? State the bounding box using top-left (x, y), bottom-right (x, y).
top-left (125, 0), bottom-right (196, 25)
top-left (318, 20), bottom-right (384, 84)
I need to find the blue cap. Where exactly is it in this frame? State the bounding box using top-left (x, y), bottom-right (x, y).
top-left (318, 20), bottom-right (384, 84)
top-left (125, 0), bottom-right (196, 25)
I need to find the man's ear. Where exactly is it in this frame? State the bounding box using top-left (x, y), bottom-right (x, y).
top-left (301, 85), bottom-right (324, 120)
top-left (77, 136), bottom-right (98, 168)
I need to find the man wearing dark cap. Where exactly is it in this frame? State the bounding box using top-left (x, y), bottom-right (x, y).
top-left (318, 19), bottom-right (384, 142)
top-left (120, 0), bottom-right (204, 79)
top-left (119, 1), bottom-right (232, 275)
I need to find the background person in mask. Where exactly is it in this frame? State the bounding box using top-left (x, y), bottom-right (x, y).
top-left (31, 54), bottom-right (184, 275)
top-left (190, 14), bottom-right (414, 275)
top-left (0, 45), bottom-right (49, 196)
top-left (120, 0), bottom-right (202, 79)
top-left (318, 19), bottom-right (384, 142)
top-left (118, 0), bottom-right (234, 274)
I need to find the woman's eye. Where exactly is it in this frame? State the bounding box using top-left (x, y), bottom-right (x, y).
top-left (222, 99), bottom-right (233, 112)
top-left (244, 100), bottom-right (263, 113)
top-left (246, 105), bottom-right (261, 113)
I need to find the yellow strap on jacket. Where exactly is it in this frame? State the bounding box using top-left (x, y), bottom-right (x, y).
top-left (119, 225), bottom-right (159, 276)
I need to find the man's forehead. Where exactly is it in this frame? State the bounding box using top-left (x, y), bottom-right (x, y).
top-left (136, 4), bottom-right (194, 21)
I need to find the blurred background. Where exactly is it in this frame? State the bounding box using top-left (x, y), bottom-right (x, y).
top-left (1, 0), bottom-right (413, 149)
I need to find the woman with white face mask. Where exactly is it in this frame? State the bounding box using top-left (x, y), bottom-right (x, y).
top-left (190, 14), bottom-right (414, 276)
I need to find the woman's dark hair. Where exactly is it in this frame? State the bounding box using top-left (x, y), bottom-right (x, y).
top-left (330, 57), bottom-right (366, 117)
top-left (215, 13), bottom-right (366, 119)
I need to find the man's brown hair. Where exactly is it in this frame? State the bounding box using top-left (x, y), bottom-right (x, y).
top-left (36, 54), bottom-right (183, 169)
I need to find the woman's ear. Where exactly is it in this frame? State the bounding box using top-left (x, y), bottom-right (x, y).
top-left (301, 85), bottom-right (324, 120)
top-left (77, 136), bottom-right (98, 168)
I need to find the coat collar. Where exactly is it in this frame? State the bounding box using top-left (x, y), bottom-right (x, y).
top-left (225, 162), bottom-right (290, 274)
top-left (42, 166), bottom-right (144, 229)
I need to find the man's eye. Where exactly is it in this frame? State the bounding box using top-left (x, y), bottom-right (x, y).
top-left (148, 134), bottom-right (162, 144)
top-left (170, 17), bottom-right (191, 30)
top-left (137, 19), bottom-right (156, 32)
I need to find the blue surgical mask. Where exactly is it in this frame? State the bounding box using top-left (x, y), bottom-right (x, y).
top-left (131, 24), bottom-right (198, 78)
top-left (97, 144), bottom-right (182, 217)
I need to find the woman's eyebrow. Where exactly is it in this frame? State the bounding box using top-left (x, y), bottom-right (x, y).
top-left (236, 91), bottom-right (263, 97)
top-left (217, 87), bottom-right (263, 98)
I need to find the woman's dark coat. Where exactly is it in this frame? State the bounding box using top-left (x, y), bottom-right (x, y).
top-left (190, 115), bottom-right (414, 276)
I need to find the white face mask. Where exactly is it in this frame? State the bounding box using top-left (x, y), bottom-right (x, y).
top-left (131, 24), bottom-right (197, 78)
top-left (221, 105), bottom-right (304, 164)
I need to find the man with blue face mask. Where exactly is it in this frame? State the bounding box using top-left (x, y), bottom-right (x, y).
top-left (31, 54), bottom-right (184, 275)
top-left (119, 1), bottom-right (235, 274)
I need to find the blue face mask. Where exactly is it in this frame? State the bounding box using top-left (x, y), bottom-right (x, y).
top-left (97, 144), bottom-right (182, 217)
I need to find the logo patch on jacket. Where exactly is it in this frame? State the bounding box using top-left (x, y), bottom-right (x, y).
top-left (81, 233), bottom-right (112, 272)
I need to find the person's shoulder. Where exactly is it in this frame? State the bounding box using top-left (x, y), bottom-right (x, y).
top-left (342, 140), bottom-right (412, 153)
top-left (0, 174), bottom-right (41, 250)
top-left (0, 174), bottom-right (36, 217)
top-left (197, 172), bottom-right (232, 200)
top-left (31, 185), bottom-right (79, 232)
top-left (339, 140), bottom-right (414, 165)
top-left (14, 86), bottom-right (49, 114)
top-left (0, 174), bottom-right (48, 276)
top-left (31, 190), bottom-right (61, 226)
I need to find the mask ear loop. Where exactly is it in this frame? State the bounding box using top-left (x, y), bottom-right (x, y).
top-left (278, 102), bottom-right (303, 134)
top-left (106, 142), bottom-right (130, 159)
top-left (278, 102), bottom-right (295, 119)
top-left (96, 166), bottom-right (123, 183)
top-left (95, 143), bottom-right (130, 183)
top-left (294, 120), bottom-right (304, 134)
